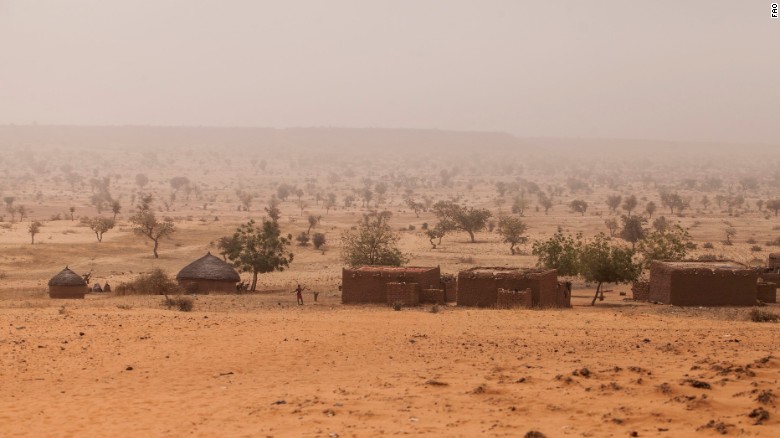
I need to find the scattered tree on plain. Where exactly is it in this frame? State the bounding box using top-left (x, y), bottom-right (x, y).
top-left (432, 201), bottom-right (492, 243)
top-left (569, 199), bottom-right (588, 216)
top-left (341, 211), bottom-right (408, 266)
top-left (129, 195), bottom-right (176, 258)
top-left (496, 215), bottom-right (528, 255)
top-left (89, 217), bottom-right (115, 242)
top-left (220, 219), bottom-right (294, 291)
top-left (28, 221), bottom-right (42, 244)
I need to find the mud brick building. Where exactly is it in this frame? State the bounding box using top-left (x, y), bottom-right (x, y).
top-left (341, 266), bottom-right (440, 304)
top-left (456, 267), bottom-right (563, 308)
top-left (648, 261), bottom-right (757, 306)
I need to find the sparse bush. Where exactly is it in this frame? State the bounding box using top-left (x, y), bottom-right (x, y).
top-left (752, 245), bottom-right (763, 252)
top-left (115, 268), bottom-right (184, 295)
top-left (408, 224), bottom-right (416, 231)
top-left (698, 254), bottom-right (718, 261)
top-left (421, 222), bottom-right (429, 230)
top-left (164, 296), bottom-right (193, 312)
top-left (392, 301), bottom-right (403, 311)
top-left (429, 304), bottom-right (440, 314)
top-left (747, 238), bottom-right (757, 244)
top-left (749, 308), bottom-right (780, 323)
top-left (296, 232), bottom-right (310, 246)
top-left (457, 256), bottom-right (476, 264)
top-left (312, 232), bottom-right (326, 249)
top-left (702, 242), bottom-right (714, 249)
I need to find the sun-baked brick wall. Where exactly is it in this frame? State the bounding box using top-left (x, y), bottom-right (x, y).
top-left (420, 289), bottom-right (445, 304)
top-left (757, 282), bottom-right (777, 303)
top-left (496, 288), bottom-right (532, 309)
top-left (385, 282), bottom-right (419, 306)
top-left (456, 267), bottom-right (560, 308)
top-left (342, 266), bottom-right (440, 304)
top-left (631, 280), bottom-right (650, 302)
top-left (649, 261), bottom-right (757, 306)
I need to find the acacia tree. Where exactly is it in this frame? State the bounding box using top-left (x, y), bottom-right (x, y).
top-left (111, 200), bottom-right (122, 220)
top-left (569, 199), bottom-right (588, 216)
top-left (89, 217), bottom-right (115, 242)
top-left (532, 232), bottom-right (582, 277)
top-left (432, 201), bottom-right (492, 243)
top-left (622, 195), bottom-right (638, 217)
top-left (645, 201), bottom-right (657, 218)
top-left (221, 219), bottom-right (294, 291)
top-left (497, 215), bottom-right (528, 255)
top-left (606, 195), bottom-right (622, 213)
top-left (307, 215), bottom-right (321, 234)
top-left (636, 225), bottom-right (691, 267)
top-left (767, 199), bottom-right (780, 216)
top-left (538, 192), bottom-right (553, 215)
top-left (619, 215), bottom-right (646, 249)
top-left (28, 221), bottom-right (42, 244)
top-left (129, 196), bottom-right (175, 258)
top-left (341, 211), bottom-right (408, 266)
top-left (579, 234), bottom-right (641, 305)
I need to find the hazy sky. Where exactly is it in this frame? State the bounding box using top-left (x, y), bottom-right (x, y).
top-left (0, 1), bottom-right (778, 143)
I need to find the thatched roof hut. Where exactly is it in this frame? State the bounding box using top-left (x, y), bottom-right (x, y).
top-left (176, 252), bottom-right (240, 294)
top-left (49, 267), bottom-right (87, 299)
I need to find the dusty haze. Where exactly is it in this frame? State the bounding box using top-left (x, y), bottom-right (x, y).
top-left (1, 0), bottom-right (778, 143)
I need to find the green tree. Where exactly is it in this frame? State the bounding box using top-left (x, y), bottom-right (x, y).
top-left (432, 201), bottom-right (492, 243)
top-left (636, 225), bottom-right (691, 267)
top-left (532, 232), bottom-right (582, 277)
top-left (496, 215), bottom-right (528, 255)
top-left (645, 201), bottom-right (657, 218)
top-left (312, 232), bottom-right (326, 250)
top-left (579, 234), bottom-right (641, 305)
top-left (222, 219), bottom-right (294, 291)
top-left (341, 211), bottom-right (408, 266)
top-left (766, 199), bottom-right (780, 216)
top-left (619, 215), bottom-right (646, 249)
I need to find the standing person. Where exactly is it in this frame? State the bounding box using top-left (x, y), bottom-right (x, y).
top-left (294, 284), bottom-right (306, 305)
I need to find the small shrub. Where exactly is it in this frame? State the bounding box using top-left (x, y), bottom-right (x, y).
top-left (429, 304), bottom-right (440, 314)
top-left (698, 254), bottom-right (718, 262)
top-left (312, 232), bottom-right (326, 249)
top-left (296, 232), bottom-right (310, 246)
top-left (749, 308), bottom-right (780, 323)
top-left (421, 222), bottom-right (429, 230)
top-left (685, 242), bottom-right (698, 250)
top-left (457, 256), bottom-right (476, 264)
top-left (392, 301), bottom-right (403, 311)
top-left (702, 242), bottom-right (714, 249)
top-left (115, 268), bottom-right (184, 295)
top-left (116, 303), bottom-right (133, 310)
top-left (164, 296), bottom-right (193, 312)
top-left (747, 238), bottom-right (757, 244)
top-left (408, 224), bottom-right (416, 231)
top-left (751, 245), bottom-right (763, 252)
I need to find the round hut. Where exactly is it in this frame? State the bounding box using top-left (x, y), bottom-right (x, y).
top-left (48, 267), bottom-right (88, 299)
top-left (176, 252), bottom-right (240, 294)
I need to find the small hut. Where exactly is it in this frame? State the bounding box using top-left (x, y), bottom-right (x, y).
top-left (176, 252), bottom-right (241, 294)
top-left (456, 267), bottom-right (562, 308)
top-left (341, 266), bottom-right (441, 304)
top-left (648, 261), bottom-right (757, 306)
top-left (49, 267), bottom-right (88, 299)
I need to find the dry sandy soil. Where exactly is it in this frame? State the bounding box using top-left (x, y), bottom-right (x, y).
top-left (1, 130), bottom-right (780, 436)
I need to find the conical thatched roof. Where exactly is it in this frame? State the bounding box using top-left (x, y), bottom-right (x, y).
top-left (48, 267), bottom-right (87, 287)
top-left (176, 252), bottom-right (240, 282)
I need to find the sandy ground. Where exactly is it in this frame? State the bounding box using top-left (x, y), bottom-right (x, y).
top-left (2, 292), bottom-right (779, 437)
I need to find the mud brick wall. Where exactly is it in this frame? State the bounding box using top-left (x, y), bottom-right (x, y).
top-left (420, 289), bottom-right (445, 304)
top-left (178, 279), bottom-right (235, 294)
top-left (441, 277), bottom-right (457, 303)
top-left (557, 281), bottom-right (572, 308)
top-left (757, 282), bottom-right (777, 303)
top-left (341, 267), bottom-right (440, 304)
top-left (769, 253), bottom-right (780, 270)
top-left (457, 268), bottom-right (559, 308)
top-left (649, 262), bottom-right (758, 306)
top-left (497, 288), bottom-right (532, 309)
top-left (631, 281), bottom-right (650, 302)
top-left (386, 282), bottom-right (419, 306)
top-left (759, 271), bottom-right (780, 285)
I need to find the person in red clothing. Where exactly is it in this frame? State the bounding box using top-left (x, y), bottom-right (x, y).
top-left (294, 284), bottom-right (306, 305)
